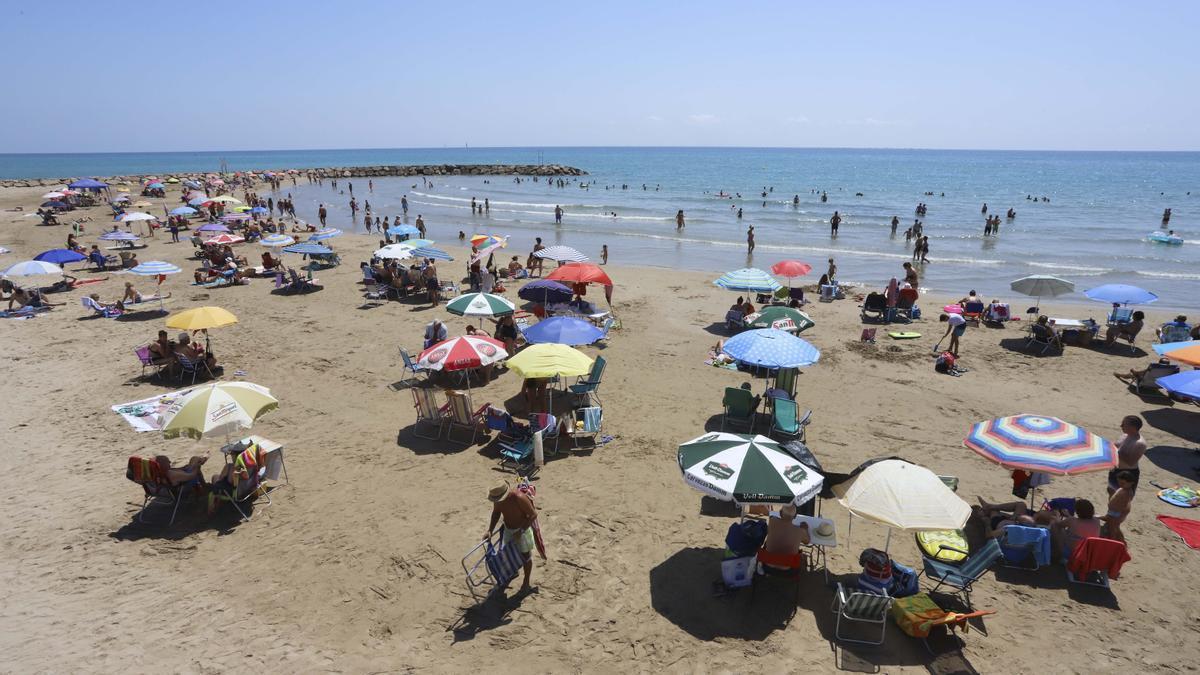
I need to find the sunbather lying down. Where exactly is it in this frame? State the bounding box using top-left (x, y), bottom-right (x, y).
top-left (974, 497), bottom-right (1056, 538)
top-left (155, 455), bottom-right (207, 486)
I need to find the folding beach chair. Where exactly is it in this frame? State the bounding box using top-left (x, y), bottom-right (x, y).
top-left (831, 583), bottom-right (893, 646)
top-left (1066, 537), bottom-right (1130, 588)
top-left (773, 367), bottom-right (798, 400)
top-left (284, 268), bottom-right (320, 293)
top-left (410, 387), bottom-right (448, 440)
top-left (208, 443), bottom-right (272, 521)
top-left (893, 290), bottom-right (918, 323)
top-left (81, 295), bottom-right (121, 318)
top-left (770, 398), bottom-right (811, 442)
top-left (1159, 324), bottom-right (1193, 344)
top-left (722, 387), bottom-right (758, 432)
top-left (175, 351), bottom-right (213, 384)
top-left (444, 390), bottom-right (489, 446)
top-left (999, 525), bottom-right (1051, 570)
top-left (529, 412), bottom-right (560, 456)
top-left (919, 538), bottom-right (1003, 609)
top-left (398, 347), bottom-right (429, 387)
top-left (135, 346), bottom-right (165, 380)
top-left (1024, 324), bottom-right (1062, 355)
top-left (568, 355), bottom-right (606, 406)
top-left (983, 302), bottom-right (1010, 326)
top-left (751, 548), bottom-right (805, 602)
top-left (962, 301), bottom-right (985, 325)
top-left (860, 293), bottom-right (888, 323)
top-left (725, 309), bottom-right (746, 332)
top-left (462, 532), bottom-right (527, 602)
top-left (891, 593), bottom-right (995, 653)
top-left (1133, 362), bottom-right (1180, 396)
top-left (1107, 307), bottom-right (1133, 326)
top-left (563, 406), bottom-right (602, 450)
top-left (126, 456), bottom-right (199, 526)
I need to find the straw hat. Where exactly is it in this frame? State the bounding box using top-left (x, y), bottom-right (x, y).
top-left (487, 480), bottom-right (510, 502)
top-left (816, 521), bottom-right (835, 537)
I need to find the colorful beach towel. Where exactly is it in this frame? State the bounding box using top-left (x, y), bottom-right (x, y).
top-left (112, 389), bottom-right (195, 432)
top-left (1158, 486), bottom-right (1200, 508)
top-left (1157, 515), bottom-right (1200, 549)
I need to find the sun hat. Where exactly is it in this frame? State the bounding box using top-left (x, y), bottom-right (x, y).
top-left (487, 480), bottom-right (510, 502)
top-left (816, 521), bottom-right (835, 537)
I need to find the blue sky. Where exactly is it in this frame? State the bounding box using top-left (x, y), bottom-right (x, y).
top-left (2, 1), bottom-right (1196, 152)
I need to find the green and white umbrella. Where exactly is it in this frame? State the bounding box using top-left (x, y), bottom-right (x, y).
top-left (445, 292), bottom-right (515, 317)
top-left (678, 432), bottom-right (823, 506)
top-left (744, 306), bottom-right (815, 333)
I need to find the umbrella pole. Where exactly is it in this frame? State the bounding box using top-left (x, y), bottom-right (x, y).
top-left (885, 528), bottom-right (892, 554)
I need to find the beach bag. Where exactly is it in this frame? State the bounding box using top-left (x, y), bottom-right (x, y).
top-left (934, 351), bottom-right (956, 373)
top-left (725, 520), bottom-right (768, 558)
top-left (721, 556), bottom-right (755, 588)
top-left (858, 548), bottom-right (893, 594)
top-left (890, 561), bottom-right (920, 597)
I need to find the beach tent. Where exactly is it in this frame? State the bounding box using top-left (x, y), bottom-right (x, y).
top-left (67, 178), bottom-right (108, 190)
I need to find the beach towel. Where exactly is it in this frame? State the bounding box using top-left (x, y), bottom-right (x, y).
top-left (1157, 515), bottom-right (1200, 549)
top-left (1158, 486), bottom-right (1200, 508)
top-left (892, 593), bottom-right (995, 639)
top-left (1001, 525), bottom-right (1051, 567)
top-left (1067, 537), bottom-right (1130, 580)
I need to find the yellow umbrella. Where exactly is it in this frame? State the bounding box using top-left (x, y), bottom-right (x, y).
top-left (166, 306), bottom-right (238, 331)
top-left (506, 343), bottom-right (594, 378)
top-left (208, 195), bottom-right (242, 204)
top-left (160, 382), bottom-right (278, 440)
top-left (1166, 343), bottom-right (1200, 367)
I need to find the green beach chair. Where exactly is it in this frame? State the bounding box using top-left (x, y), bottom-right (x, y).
top-left (722, 387), bottom-right (759, 432)
top-left (769, 398), bottom-right (811, 441)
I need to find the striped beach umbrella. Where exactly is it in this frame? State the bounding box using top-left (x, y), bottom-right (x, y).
top-left (259, 234), bottom-right (295, 247)
top-left (715, 268), bottom-right (782, 293)
top-left (129, 261), bottom-right (181, 276)
top-left (445, 292), bottom-right (516, 317)
top-left (188, 197), bottom-right (211, 207)
top-left (308, 227), bottom-right (343, 241)
top-left (678, 432), bottom-right (824, 506)
top-left (221, 212), bottom-right (251, 222)
top-left (418, 335), bottom-right (508, 372)
top-left (99, 230), bottom-right (140, 241)
top-left (160, 382), bottom-right (278, 440)
top-left (282, 242), bottom-right (332, 255)
top-left (409, 246), bottom-right (453, 261)
top-left (964, 414), bottom-right (1117, 475)
top-left (533, 245), bottom-right (588, 263)
top-left (205, 233), bottom-right (245, 245)
top-left (722, 328), bottom-right (820, 368)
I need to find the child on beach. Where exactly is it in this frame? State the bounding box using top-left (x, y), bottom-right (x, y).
top-left (939, 312), bottom-right (966, 356)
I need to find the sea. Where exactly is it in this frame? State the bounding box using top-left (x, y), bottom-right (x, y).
top-left (3, 147), bottom-right (1197, 309)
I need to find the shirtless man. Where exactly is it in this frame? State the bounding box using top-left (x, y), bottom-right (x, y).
top-left (1103, 472), bottom-right (1136, 544)
top-left (1108, 415), bottom-right (1146, 496)
top-left (762, 503), bottom-right (810, 569)
top-left (484, 480), bottom-right (538, 592)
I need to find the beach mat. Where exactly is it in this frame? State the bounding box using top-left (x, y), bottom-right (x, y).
top-left (1158, 486), bottom-right (1199, 508)
top-left (1157, 515), bottom-right (1200, 549)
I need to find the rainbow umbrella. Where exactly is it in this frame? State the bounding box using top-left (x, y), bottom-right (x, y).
top-left (964, 414), bottom-right (1116, 476)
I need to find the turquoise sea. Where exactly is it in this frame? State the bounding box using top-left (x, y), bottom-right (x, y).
top-left (3, 147), bottom-right (1197, 308)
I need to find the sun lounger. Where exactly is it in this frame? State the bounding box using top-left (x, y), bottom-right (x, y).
top-left (126, 456), bottom-right (200, 526)
top-left (444, 390), bottom-right (489, 446)
top-left (411, 388), bottom-right (448, 440)
top-left (891, 592), bottom-right (995, 652)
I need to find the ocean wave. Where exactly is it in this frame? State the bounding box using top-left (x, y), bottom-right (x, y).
top-left (406, 198), bottom-right (672, 222)
top-left (1026, 261), bottom-right (1113, 274)
top-left (1135, 270), bottom-right (1200, 280)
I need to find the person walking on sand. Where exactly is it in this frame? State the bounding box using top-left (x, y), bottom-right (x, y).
top-left (415, 215), bottom-right (426, 238)
top-left (1108, 415), bottom-right (1146, 497)
top-left (676, 210), bottom-right (685, 230)
top-left (746, 225), bottom-right (755, 253)
top-left (830, 211), bottom-right (841, 236)
top-left (318, 203), bottom-right (327, 227)
top-left (484, 480), bottom-right (538, 593)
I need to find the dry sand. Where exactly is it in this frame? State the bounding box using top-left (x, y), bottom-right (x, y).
top-left (1, 184), bottom-right (1198, 674)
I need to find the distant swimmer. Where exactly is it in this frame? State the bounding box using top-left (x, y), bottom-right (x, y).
top-left (737, 208), bottom-right (743, 219)
top-left (1007, 208), bottom-right (1016, 219)
top-left (555, 205), bottom-right (563, 224)
top-left (401, 195), bottom-right (408, 214)
top-left (747, 225), bottom-right (755, 253)
top-left (820, 191), bottom-right (828, 203)
top-left (793, 195), bottom-right (799, 206)
top-left (1162, 208), bottom-right (1172, 225)
top-left (981, 202), bottom-right (988, 214)
top-left (676, 210), bottom-right (685, 230)
top-left (830, 211), bottom-right (841, 236)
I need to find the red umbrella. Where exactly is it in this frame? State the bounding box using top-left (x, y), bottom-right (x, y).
top-left (204, 233), bottom-right (245, 245)
top-left (418, 335), bottom-right (508, 372)
top-left (771, 260), bottom-right (812, 278)
top-left (546, 262), bottom-right (613, 286)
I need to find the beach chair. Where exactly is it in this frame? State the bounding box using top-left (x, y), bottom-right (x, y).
top-left (860, 292), bottom-right (888, 323)
top-left (983, 302), bottom-right (1011, 326)
top-left (410, 387), bottom-right (448, 440)
top-left (444, 390), bottom-right (489, 446)
top-left (831, 583), bottom-right (893, 646)
top-left (283, 268), bottom-right (319, 293)
top-left (1024, 324), bottom-right (1062, 355)
top-left (722, 387), bottom-right (758, 432)
top-left (81, 295), bottom-right (121, 318)
top-left (1066, 537), bottom-right (1130, 589)
top-left (364, 279), bottom-right (390, 300)
top-left (893, 290), bottom-right (918, 322)
top-left (891, 593), bottom-right (996, 653)
top-left (568, 355), bottom-right (606, 406)
top-left (398, 347), bottom-right (429, 386)
top-left (496, 418), bottom-right (543, 476)
top-left (1159, 325), bottom-right (1193, 344)
top-left (773, 367), bottom-right (798, 400)
top-left (126, 456), bottom-right (199, 526)
top-left (751, 548), bottom-right (805, 602)
top-left (1107, 307), bottom-right (1133, 326)
top-left (770, 398), bottom-right (811, 442)
top-left (919, 538), bottom-right (1003, 609)
top-left (563, 406), bottom-right (602, 450)
top-left (529, 412), bottom-right (560, 456)
top-left (999, 525), bottom-right (1051, 570)
top-left (462, 532), bottom-right (527, 602)
top-left (725, 309), bottom-right (746, 332)
top-left (135, 346), bottom-right (165, 380)
top-left (962, 301), bottom-right (985, 324)
top-left (175, 351), bottom-right (213, 384)
top-left (1133, 362), bottom-right (1180, 396)
top-left (209, 444), bottom-right (272, 521)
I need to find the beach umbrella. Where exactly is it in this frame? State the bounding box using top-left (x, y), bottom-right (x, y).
top-left (169, 206), bottom-right (197, 216)
top-left (505, 343), bottom-right (594, 378)
top-left (283, 242), bottom-right (332, 256)
top-left (188, 197), bottom-right (211, 207)
top-left (221, 212), bottom-right (251, 222)
top-left (722, 328), bottom-right (820, 369)
top-left (205, 233), bottom-right (245, 245)
top-left (120, 211), bottom-right (157, 222)
top-left (374, 243), bottom-right (417, 259)
top-left (1152, 341), bottom-right (1197, 357)
top-left (1084, 284), bottom-right (1158, 306)
top-left (165, 177), bottom-right (179, 183)
top-left (520, 316), bottom-right (605, 345)
top-left (41, 191), bottom-right (65, 199)
top-left (387, 223), bottom-right (421, 237)
top-left (111, 195), bottom-right (131, 203)
top-left (308, 227), bottom-right (343, 241)
top-left (518, 279), bottom-right (573, 304)
top-left (196, 222), bottom-right (230, 233)
top-left (409, 246), bottom-right (453, 261)
top-left (417, 335), bottom-right (508, 372)
top-left (1157, 371), bottom-right (1200, 400)
top-left (744, 306), bottom-right (815, 333)
top-left (99, 230), bottom-right (140, 241)
top-left (183, 180), bottom-right (202, 189)
top-left (207, 195), bottom-right (240, 204)
top-left (1010, 274), bottom-right (1074, 311)
top-left (533, 245), bottom-right (588, 263)
top-left (166, 306), bottom-right (238, 331)
top-left (3, 259), bottom-right (64, 280)
top-left (832, 459), bottom-right (970, 537)
top-left (715, 268), bottom-right (783, 294)
top-left (1165, 343), bottom-right (1200, 368)
top-left (444, 292), bottom-right (516, 317)
top-left (964, 414), bottom-right (1117, 476)
top-left (128, 261), bottom-right (182, 311)
top-left (68, 178), bottom-right (108, 189)
top-left (470, 233), bottom-right (503, 247)
top-left (146, 182), bottom-right (165, 189)
top-left (546, 262), bottom-right (613, 286)
top-left (249, 206), bottom-right (269, 215)
top-left (678, 432), bottom-right (824, 506)
top-left (401, 238), bottom-right (435, 249)
top-left (471, 236), bottom-right (508, 264)
top-left (41, 200), bottom-right (69, 208)
top-left (259, 234), bottom-right (295, 247)
top-left (771, 260), bottom-right (812, 279)
top-left (232, 206), bottom-right (252, 212)
top-left (159, 382), bottom-right (278, 440)
top-left (33, 249), bottom-right (87, 265)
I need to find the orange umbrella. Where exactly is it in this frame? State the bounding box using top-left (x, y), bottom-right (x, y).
top-left (1166, 343), bottom-right (1200, 367)
top-left (546, 262), bottom-right (613, 286)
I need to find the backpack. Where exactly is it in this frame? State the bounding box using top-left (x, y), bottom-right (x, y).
top-left (935, 351), bottom-right (957, 373)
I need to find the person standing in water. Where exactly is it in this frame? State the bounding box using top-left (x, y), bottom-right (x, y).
top-left (401, 195), bottom-right (408, 215)
top-left (415, 215), bottom-right (426, 238)
top-left (554, 205), bottom-right (563, 224)
top-left (601, 244), bottom-right (608, 265)
top-left (746, 225), bottom-right (755, 253)
top-left (830, 211), bottom-right (841, 236)
top-left (891, 215), bottom-right (899, 235)
top-left (676, 210), bottom-right (685, 230)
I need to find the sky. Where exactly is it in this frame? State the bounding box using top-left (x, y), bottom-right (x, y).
top-left (2, 1), bottom-right (1197, 153)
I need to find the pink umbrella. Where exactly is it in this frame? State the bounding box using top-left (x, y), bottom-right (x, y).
top-left (205, 233), bottom-right (245, 245)
top-left (771, 260), bottom-right (812, 278)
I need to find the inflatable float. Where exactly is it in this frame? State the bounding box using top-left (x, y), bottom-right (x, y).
top-left (1149, 231), bottom-right (1184, 245)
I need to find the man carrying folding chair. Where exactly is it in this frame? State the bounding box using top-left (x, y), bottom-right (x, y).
top-left (484, 480), bottom-right (541, 593)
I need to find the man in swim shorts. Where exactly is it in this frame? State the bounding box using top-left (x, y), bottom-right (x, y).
top-left (484, 480), bottom-right (538, 592)
top-left (1108, 415), bottom-right (1146, 496)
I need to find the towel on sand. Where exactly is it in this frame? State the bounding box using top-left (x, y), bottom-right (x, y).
top-left (1157, 515), bottom-right (1200, 550)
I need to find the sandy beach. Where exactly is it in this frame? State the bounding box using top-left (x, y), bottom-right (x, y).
top-left (2, 182), bottom-right (1199, 674)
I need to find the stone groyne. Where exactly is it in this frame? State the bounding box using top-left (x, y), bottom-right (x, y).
top-left (0, 164), bottom-right (587, 188)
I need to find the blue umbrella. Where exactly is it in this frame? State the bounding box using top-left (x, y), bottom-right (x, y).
top-left (722, 328), bottom-right (820, 368)
top-left (67, 178), bottom-right (108, 189)
top-left (1157, 371), bottom-right (1200, 400)
top-left (1084, 284), bottom-right (1158, 305)
top-left (387, 223), bottom-right (421, 236)
top-left (409, 246), bottom-right (454, 261)
top-left (99, 230), bottom-right (140, 241)
top-left (183, 180), bottom-right (202, 189)
top-left (196, 223), bottom-right (230, 233)
top-left (283, 242), bottom-right (333, 255)
top-left (33, 249), bottom-right (87, 264)
top-left (169, 206), bottom-right (197, 216)
top-left (250, 206), bottom-right (269, 215)
top-left (518, 279), bottom-right (573, 304)
top-left (521, 316), bottom-right (605, 345)
top-left (1152, 341), bottom-right (1196, 357)
top-left (188, 197), bottom-right (211, 207)
top-left (715, 268), bottom-right (782, 294)
top-left (308, 227), bottom-right (343, 241)
top-left (147, 182), bottom-right (165, 189)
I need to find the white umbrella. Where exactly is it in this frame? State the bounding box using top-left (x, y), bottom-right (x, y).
top-left (159, 382), bottom-right (278, 440)
top-left (1010, 275), bottom-right (1074, 313)
top-left (3, 259), bottom-right (64, 280)
top-left (832, 458), bottom-right (970, 549)
top-left (41, 191), bottom-right (66, 199)
top-left (375, 243), bottom-right (417, 260)
top-left (533, 245), bottom-right (588, 263)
